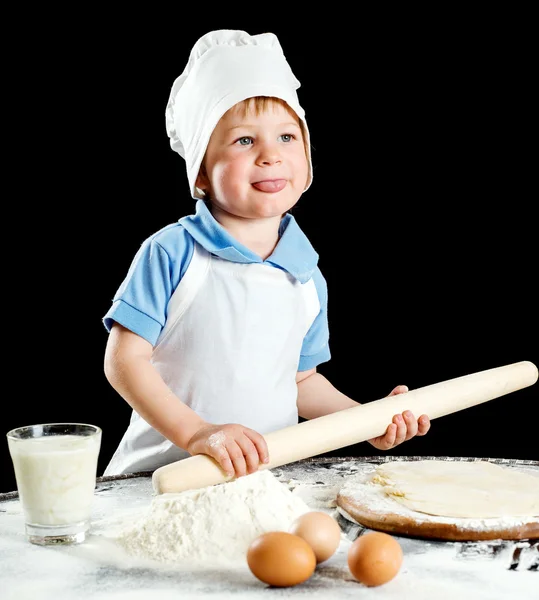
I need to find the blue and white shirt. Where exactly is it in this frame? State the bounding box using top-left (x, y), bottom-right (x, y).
top-left (103, 200), bottom-right (330, 475)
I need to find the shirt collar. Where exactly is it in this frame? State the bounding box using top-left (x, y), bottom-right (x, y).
top-left (179, 200), bottom-right (319, 283)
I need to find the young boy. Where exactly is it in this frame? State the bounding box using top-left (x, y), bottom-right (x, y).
top-left (102, 30), bottom-right (430, 478)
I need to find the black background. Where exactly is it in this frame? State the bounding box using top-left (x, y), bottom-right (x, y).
top-left (3, 11), bottom-right (537, 493)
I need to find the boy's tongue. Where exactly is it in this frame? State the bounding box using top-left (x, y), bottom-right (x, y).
top-left (252, 179), bottom-right (286, 193)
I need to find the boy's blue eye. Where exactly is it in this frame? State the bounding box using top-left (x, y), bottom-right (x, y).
top-left (237, 137), bottom-right (252, 146)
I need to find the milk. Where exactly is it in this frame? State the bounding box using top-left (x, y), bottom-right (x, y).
top-left (8, 433), bottom-right (101, 526)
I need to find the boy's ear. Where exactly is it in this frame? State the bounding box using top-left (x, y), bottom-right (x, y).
top-left (195, 167), bottom-right (209, 194)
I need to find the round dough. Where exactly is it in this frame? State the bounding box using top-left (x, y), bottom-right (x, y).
top-left (372, 460), bottom-right (539, 519)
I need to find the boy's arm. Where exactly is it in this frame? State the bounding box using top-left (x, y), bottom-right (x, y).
top-left (104, 323), bottom-right (206, 450)
top-left (296, 369), bottom-right (358, 419)
top-left (104, 322), bottom-right (269, 476)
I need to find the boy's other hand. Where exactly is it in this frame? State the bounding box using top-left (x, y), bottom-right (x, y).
top-left (368, 385), bottom-right (431, 450)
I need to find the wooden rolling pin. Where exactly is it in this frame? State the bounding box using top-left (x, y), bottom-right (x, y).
top-left (152, 360), bottom-right (538, 494)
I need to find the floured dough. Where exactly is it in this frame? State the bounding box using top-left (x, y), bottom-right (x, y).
top-left (371, 460), bottom-right (539, 519)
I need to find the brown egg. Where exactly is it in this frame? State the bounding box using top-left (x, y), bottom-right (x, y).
top-left (247, 531), bottom-right (317, 587)
top-left (289, 511), bottom-right (342, 563)
top-left (347, 532), bottom-right (403, 586)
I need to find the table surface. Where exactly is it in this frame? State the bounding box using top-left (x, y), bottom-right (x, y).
top-left (1, 456), bottom-right (538, 600)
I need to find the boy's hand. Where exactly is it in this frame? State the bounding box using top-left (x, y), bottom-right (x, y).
top-left (368, 385), bottom-right (431, 450)
top-left (186, 423), bottom-right (270, 478)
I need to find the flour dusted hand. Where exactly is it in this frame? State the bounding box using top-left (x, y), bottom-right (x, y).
top-left (187, 423), bottom-right (270, 478)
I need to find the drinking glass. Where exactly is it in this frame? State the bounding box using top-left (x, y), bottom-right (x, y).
top-left (6, 423), bottom-right (102, 545)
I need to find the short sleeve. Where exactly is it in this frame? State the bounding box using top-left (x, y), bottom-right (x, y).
top-left (102, 225), bottom-right (194, 346)
top-left (298, 267), bottom-right (331, 371)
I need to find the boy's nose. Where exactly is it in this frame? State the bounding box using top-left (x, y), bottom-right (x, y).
top-left (256, 142), bottom-right (282, 166)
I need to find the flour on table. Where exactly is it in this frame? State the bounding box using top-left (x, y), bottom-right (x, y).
top-left (112, 469), bottom-right (311, 566)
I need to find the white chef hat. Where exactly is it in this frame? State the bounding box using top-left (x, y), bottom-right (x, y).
top-left (165, 29), bottom-right (313, 200)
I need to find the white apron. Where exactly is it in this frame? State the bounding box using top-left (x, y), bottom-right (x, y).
top-left (104, 241), bottom-right (320, 475)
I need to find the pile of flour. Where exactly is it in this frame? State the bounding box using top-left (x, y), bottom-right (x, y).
top-left (114, 469), bottom-right (311, 566)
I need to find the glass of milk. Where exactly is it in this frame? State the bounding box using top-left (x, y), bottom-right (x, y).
top-left (6, 423), bottom-right (102, 545)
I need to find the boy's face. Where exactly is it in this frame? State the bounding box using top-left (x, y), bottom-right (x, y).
top-left (196, 101), bottom-right (309, 220)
